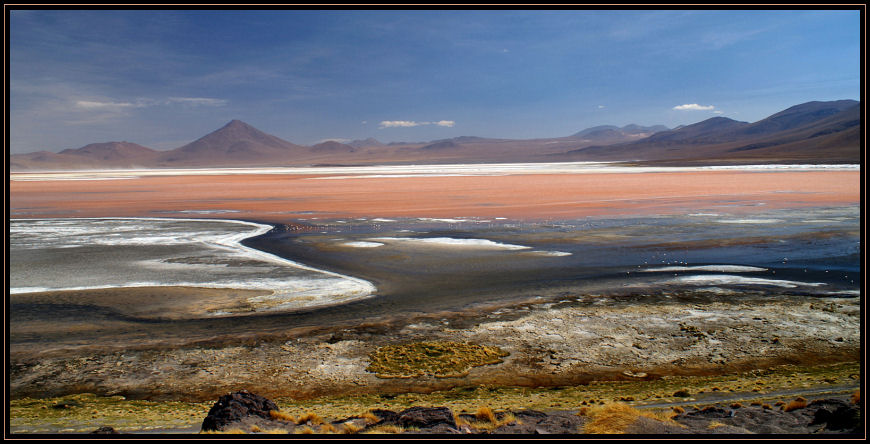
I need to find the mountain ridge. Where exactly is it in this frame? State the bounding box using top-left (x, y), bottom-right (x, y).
top-left (10, 100), bottom-right (861, 170)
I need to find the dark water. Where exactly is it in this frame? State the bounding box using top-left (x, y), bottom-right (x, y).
top-left (9, 206), bottom-right (860, 356)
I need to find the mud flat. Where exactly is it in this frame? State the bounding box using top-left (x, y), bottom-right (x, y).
top-left (9, 290), bottom-right (859, 403)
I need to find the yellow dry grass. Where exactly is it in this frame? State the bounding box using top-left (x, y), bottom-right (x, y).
top-left (361, 424), bottom-right (405, 434)
top-left (359, 411), bottom-right (380, 425)
top-left (366, 341), bottom-right (509, 378)
top-left (475, 406), bottom-right (496, 423)
top-left (263, 428), bottom-right (289, 434)
top-left (583, 403), bottom-right (677, 434)
top-left (340, 422), bottom-right (363, 434)
top-left (782, 397), bottom-right (807, 412)
top-left (268, 410), bottom-right (296, 423)
top-left (296, 411), bottom-right (324, 425)
top-left (200, 427), bottom-right (247, 434)
top-left (294, 426), bottom-right (315, 434)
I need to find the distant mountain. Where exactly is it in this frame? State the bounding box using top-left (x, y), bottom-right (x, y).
top-left (58, 141), bottom-right (158, 162)
top-left (735, 100), bottom-right (857, 136)
top-left (572, 124), bottom-right (668, 139)
top-left (155, 120), bottom-right (307, 166)
top-left (643, 117), bottom-right (750, 144)
top-left (570, 124), bottom-right (669, 144)
top-left (310, 141), bottom-right (356, 153)
top-left (9, 100), bottom-right (860, 171)
top-left (348, 138), bottom-right (385, 148)
top-left (421, 140), bottom-right (461, 150)
top-left (560, 100), bottom-right (860, 164)
top-left (10, 141), bottom-right (158, 170)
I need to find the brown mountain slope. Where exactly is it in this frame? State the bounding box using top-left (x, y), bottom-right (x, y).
top-left (557, 100), bottom-right (860, 164)
top-left (155, 120), bottom-right (309, 167)
top-left (10, 142), bottom-right (159, 170)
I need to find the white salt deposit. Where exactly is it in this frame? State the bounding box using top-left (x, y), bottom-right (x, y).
top-left (341, 241), bottom-right (385, 248)
top-left (667, 275), bottom-right (826, 288)
top-left (9, 218), bottom-right (377, 313)
top-left (528, 250), bottom-right (573, 256)
top-left (641, 265), bottom-right (767, 273)
top-left (716, 219), bottom-right (783, 224)
top-left (368, 236), bottom-right (531, 250)
top-left (12, 162), bottom-right (859, 182)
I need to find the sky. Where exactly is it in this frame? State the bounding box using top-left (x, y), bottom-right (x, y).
top-left (8, 9), bottom-right (861, 153)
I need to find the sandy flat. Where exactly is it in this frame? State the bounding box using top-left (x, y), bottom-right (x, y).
top-left (9, 169), bottom-right (859, 222)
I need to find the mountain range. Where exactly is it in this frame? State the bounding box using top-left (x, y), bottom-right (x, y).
top-left (9, 100), bottom-right (860, 171)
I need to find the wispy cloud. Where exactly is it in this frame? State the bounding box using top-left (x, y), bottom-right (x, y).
top-left (167, 97), bottom-right (228, 107)
top-left (380, 120), bottom-right (421, 128)
top-left (673, 103), bottom-right (715, 111)
top-left (379, 120), bottom-right (455, 129)
top-left (74, 97), bottom-right (227, 112)
top-left (75, 100), bottom-right (149, 110)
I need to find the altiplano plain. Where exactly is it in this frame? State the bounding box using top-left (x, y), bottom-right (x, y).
top-left (7, 9), bottom-right (862, 436)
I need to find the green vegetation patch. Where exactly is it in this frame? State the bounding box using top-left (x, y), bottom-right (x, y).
top-left (366, 341), bottom-right (509, 378)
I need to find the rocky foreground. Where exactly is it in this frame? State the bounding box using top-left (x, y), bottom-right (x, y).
top-left (178, 390), bottom-right (862, 435)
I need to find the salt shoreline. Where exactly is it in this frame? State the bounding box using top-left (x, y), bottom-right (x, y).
top-left (9, 217), bottom-right (377, 313)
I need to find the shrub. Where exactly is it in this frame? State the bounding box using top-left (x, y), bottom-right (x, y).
top-left (269, 410), bottom-right (296, 423)
top-left (475, 406), bottom-right (496, 423)
top-left (783, 397), bottom-right (807, 412)
top-left (296, 412), bottom-right (324, 425)
top-left (340, 422), bottom-right (363, 434)
top-left (362, 424), bottom-right (405, 434)
top-left (583, 403), bottom-right (675, 434)
top-left (359, 411), bottom-right (380, 425)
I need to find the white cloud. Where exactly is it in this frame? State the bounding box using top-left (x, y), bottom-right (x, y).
top-left (167, 97), bottom-right (227, 107)
top-left (380, 120), bottom-right (421, 128)
top-left (713, 110), bottom-right (724, 114)
top-left (597, 105), bottom-right (606, 109)
top-left (673, 103), bottom-right (716, 111)
top-left (75, 100), bottom-right (148, 110)
top-left (75, 97), bottom-right (226, 111)
top-left (379, 120), bottom-right (455, 129)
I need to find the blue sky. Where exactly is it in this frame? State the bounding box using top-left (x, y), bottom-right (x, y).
top-left (9, 9), bottom-right (861, 153)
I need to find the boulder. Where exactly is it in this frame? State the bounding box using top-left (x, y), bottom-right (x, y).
top-left (90, 426), bottom-right (119, 434)
top-left (201, 390), bottom-right (280, 432)
top-left (397, 406), bottom-right (457, 429)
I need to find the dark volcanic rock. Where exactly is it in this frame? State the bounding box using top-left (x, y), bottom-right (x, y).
top-left (368, 408), bottom-right (401, 425)
top-left (495, 410), bottom-right (585, 434)
top-left (809, 399), bottom-right (861, 432)
top-left (90, 426), bottom-right (120, 434)
top-left (397, 406), bottom-right (457, 429)
top-left (201, 390), bottom-right (280, 432)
